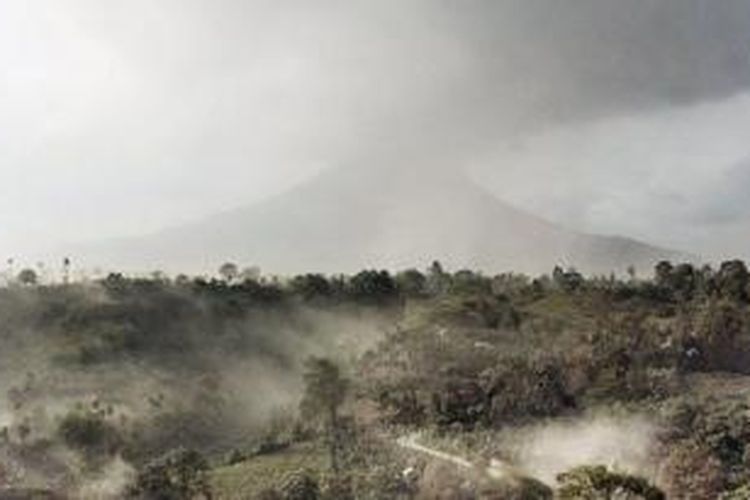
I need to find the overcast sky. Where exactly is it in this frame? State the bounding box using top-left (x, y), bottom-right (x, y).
top-left (2, 0), bottom-right (750, 262)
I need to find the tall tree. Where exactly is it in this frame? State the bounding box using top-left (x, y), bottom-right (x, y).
top-left (62, 257), bottom-right (71, 285)
top-left (300, 357), bottom-right (348, 472)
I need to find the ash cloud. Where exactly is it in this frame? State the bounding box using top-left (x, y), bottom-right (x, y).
top-left (1, 1), bottom-right (749, 259)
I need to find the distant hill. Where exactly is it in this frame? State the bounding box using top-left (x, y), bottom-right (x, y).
top-left (74, 165), bottom-right (690, 275)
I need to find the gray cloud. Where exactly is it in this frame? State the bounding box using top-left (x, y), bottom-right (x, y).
top-left (475, 92), bottom-right (750, 260)
top-left (1, 1), bottom-right (750, 260)
top-left (688, 160), bottom-right (750, 225)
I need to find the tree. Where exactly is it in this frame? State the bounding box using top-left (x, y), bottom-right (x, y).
top-left (654, 261), bottom-right (703, 301)
top-left (553, 266), bottom-right (584, 293)
top-left (348, 270), bottom-right (397, 302)
top-left (627, 265), bottom-right (637, 282)
top-left (696, 265), bottom-right (717, 298)
top-left (427, 260), bottom-right (449, 294)
top-left (717, 260), bottom-right (749, 302)
top-left (395, 269), bottom-right (427, 297)
top-left (671, 263), bottom-right (697, 301)
top-left (694, 300), bottom-right (749, 371)
top-left (557, 465), bottom-right (665, 500)
top-left (17, 268), bottom-right (38, 286)
top-left (62, 257), bottom-right (71, 285)
top-left (290, 274), bottom-right (333, 301)
top-left (57, 409), bottom-right (122, 462)
top-left (300, 357), bottom-right (348, 472)
top-left (655, 261), bottom-right (674, 288)
top-left (218, 262), bottom-right (239, 283)
top-left (450, 269), bottom-right (491, 295)
top-left (239, 265), bottom-right (261, 283)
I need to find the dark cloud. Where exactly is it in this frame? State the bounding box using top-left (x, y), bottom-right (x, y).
top-left (57, 0), bottom-right (750, 149)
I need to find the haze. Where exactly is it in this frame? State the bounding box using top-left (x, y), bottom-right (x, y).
top-left (2, 0), bottom-right (750, 267)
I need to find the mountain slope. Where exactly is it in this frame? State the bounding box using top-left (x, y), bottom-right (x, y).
top-left (77, 166), bottom-right (689, 275)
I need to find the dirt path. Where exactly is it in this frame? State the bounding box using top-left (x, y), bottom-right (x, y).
top-left (396, 433), bottom-right (474, 470)
top-left (395, 432), bottom-right (522, 481)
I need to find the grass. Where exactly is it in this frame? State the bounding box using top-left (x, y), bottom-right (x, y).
top-left (211, 441), bottom-right (329, 499)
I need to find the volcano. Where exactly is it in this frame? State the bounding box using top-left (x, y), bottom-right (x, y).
top-left (77, 165), bottom-right (688, 275)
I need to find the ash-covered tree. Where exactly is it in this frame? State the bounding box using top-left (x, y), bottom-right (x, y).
top-left (300, 357), bottom-right (349, 472)
top-left (239, 265), bottom-right (261, 283)
top-left (218, 262), bottom-right (239, 283)
top-left (17, 268), bottom-right (38, 286)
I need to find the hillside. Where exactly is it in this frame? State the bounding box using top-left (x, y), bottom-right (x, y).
top-left (1, 259), bottom-right (749, 497)
top-left (75, 165), bottom-right (688, 275)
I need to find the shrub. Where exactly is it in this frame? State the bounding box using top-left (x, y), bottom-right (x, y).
top-left (256, 489), bottom-right (283, 500)
top-left (658, 442), bottom-right (724, 500)
top-left (557, 465), bottom-right (665, 500)
top-left (127, 447), bottom-right (211, 499)
top-left (57, 409), bottom-right (122, 461)
top-left (278, 469), bottom-right (319, 500)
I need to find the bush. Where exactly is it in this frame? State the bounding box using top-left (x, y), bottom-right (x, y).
top-left (256, 489), bottom-right (283, 500)
top-left (127, 447), bottom-right (211, 499)
top-left (658, 442), bottom-right (724, 499)
top-left (721, 483), bottom-right (750, 500)
top-left (663, 397), bottom-right (750, 469)
top-left (557, 465), bottom-right (664, 500)
top-left (278, 469), bottom-right (319, 500)
top-left (57, 408), bottom-right (122, 461)
top-left (478, 475), bottom-right (553, 500)
top-left (482, 356), bottom-right (574, 424)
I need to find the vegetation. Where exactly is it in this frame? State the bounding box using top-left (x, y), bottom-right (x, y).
top-left (127, 448), bottom-right (212, 499)
top-left (57, 406), bottom-right (122, 463)
top-left (0, 258), bottom-right (749, 497)
top-left (300, 358), bottom-right (349, 473)
top-left (557, 465), bottom-right (665, 500)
